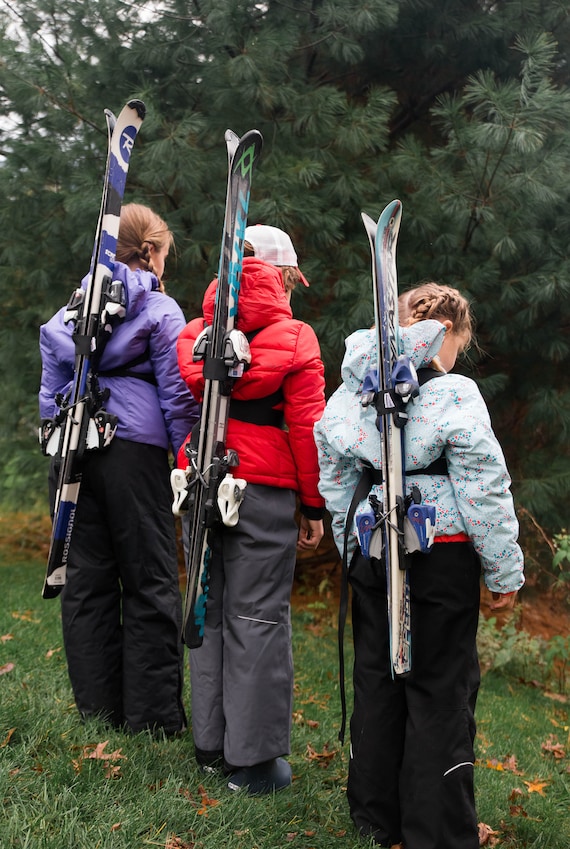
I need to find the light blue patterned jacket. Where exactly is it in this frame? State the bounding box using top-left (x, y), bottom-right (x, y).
top-left (314, 321), bottom-right (524, 594)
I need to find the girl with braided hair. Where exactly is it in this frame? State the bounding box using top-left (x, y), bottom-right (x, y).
top-left (39, 203), bottom-right (199, 734)
top-left (314, 281), bottom-right (524, 849)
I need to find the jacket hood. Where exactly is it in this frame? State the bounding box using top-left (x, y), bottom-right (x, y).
top-left (80, 261), bottom-right (157, 322)
top-left (202, 256), bottom-right (293, 333)
top-left (341, 320), bottom-right (447, 392)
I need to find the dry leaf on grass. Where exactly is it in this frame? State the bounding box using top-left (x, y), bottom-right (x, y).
top-left (478, 822), bottom-right (501, 845)
top-left (523, 778), bottom-right (550, 795)
top-left (541, 735), bottom-right (566, 759)
top-left (72, 740), bottom-right (127, 779)
top-left (305, 742), bottom-right (337, 766)
top-left (1, 728), bottom-right (16, 747)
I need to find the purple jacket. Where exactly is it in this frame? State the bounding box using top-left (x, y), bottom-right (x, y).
top-left (39, 262), bottom-right (199, 456)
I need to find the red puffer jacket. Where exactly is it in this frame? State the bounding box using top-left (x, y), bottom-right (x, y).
top-left (177, 257), bottom-right (326, 514)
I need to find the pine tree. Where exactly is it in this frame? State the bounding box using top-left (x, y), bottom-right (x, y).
top-left (0, 0), bottom-right (568, 535)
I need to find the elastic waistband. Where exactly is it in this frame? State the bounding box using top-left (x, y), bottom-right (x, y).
top-left (434, 533), bottom-right (470, 544)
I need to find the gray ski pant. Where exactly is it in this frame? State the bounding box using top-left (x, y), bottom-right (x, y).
top-left (187, 483), bottom-right (298, 767)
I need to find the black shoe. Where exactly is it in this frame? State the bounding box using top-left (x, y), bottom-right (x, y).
top-left (227, 758), bottom-right (292, 795)
top-left (195, 747), bottom-right (225, 774)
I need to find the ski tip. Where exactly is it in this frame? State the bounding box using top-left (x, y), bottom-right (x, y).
top-left (127, 99), bottom-right (146, 120)
top-left (104, 109), bottom-right (117, 133)
top-left (225, 129), bottom-right (240, 158)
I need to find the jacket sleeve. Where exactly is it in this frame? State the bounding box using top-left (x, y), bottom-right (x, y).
top-left (442, 378), bottom-right (524, 593)
top-left (314, 385), bottom-right (365, 557)
top-left (148, 296), bottom-right (200, 457)
top-left (282, 322), bottom-right (326, 513)
top-left (177, 317), bottom-right (206, 402)
top-left (38, 314), bottom-right (74, 419)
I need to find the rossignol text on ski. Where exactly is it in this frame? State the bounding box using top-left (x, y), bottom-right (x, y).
top-left (360, 200), bottom-right (436, 676)
top-left (39, 99), bottom-right (146, 599)
top-left (171, 128), bottom-right (263, 648)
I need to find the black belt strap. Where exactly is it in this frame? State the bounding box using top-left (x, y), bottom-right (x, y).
top-left (229, 389), bottom-right (284, 428)
top-left (99, 349), bottom-right (157, 386)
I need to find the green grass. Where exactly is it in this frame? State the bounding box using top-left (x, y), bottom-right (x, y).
top-left (1, 555), bottom-right (569, 848)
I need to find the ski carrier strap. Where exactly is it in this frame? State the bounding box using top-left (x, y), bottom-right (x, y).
top-left (338, 462), bottom-right (378, 744)
top-left (229, 389), bottom-right (284, 428)
top-left (98, 349), bottom-right (158, 386)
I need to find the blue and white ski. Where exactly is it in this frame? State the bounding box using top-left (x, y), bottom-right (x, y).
top-left (40, 99), bottom-right (145, 599)
top-left (172, 128), bottom-right (263, 648)
top-left (361, 200), bottom-right (411, 675)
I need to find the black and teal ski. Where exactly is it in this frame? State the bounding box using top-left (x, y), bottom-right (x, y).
top-left (172, 128), bottom-right (263, 648)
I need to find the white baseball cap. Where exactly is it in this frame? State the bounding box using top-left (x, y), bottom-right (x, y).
top-left (244, 224), bottom-right (309, 286)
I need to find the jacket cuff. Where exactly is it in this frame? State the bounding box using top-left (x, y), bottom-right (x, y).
top-left (299, 504), bottom-right (325, 521)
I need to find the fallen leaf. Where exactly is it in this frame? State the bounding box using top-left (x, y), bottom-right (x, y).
top-left (1, 633), bottom-right (13, 643)
top-left (478, 755), bottom-right (523, 775)
top-left (509, 801), bottom-right (529, 816)
top-left (305, 742), bottom-right (337, 766)
top-left (165, 836), bottom-right (195, 849)
top-left (523, 779), bottom-right (550, 795)
top-left (1, 728), bottom-right (16, 747)
top-left (0, 663), bottom-right (14, 675)
top-left (541, 735), bottom-right (566, 759)
top-left (11, 611), bottom-right (39, 623)
top-left (285, 833), bottom-right (298, 841)
top-left (110, 823), bottom-right (122, 832)
top-left (73, 740), bottom-right (127, 778)
top-left (478, 822), bottom-right (501, 846)
top-left (196, 784), bottom-right (219, 815)
top-left (45, 647), bottom-right (62, 658)
top-left (544, 691), bottom-right (568, 704)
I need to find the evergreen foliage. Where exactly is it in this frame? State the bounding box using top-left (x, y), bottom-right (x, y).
top-left (0, 0), bottom-right (568, 530)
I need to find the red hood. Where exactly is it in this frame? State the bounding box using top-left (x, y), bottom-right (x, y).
top-left (202, 256), bottom-right (293, 333)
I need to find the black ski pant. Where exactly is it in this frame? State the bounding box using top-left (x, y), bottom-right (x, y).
top-left (347, 543), bottom-right (481, 849)
top-left (50, 439), bottom-right (186, 734)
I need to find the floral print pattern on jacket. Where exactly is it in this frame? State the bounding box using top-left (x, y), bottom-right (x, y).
top-left (314, 321), bottom-right (524, 594)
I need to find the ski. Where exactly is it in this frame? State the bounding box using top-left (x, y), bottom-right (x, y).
top-left (40, 99), bottom-right (146, 599)
top-left (174, 128), bottom-right (263, 648)
top-left (361, 200), bottom-right (411, 676)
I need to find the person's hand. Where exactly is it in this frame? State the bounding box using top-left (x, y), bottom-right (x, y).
top-left (490, 590), bottom-right (518, 611)
top-left (297, 516), bottom-right (324, 551)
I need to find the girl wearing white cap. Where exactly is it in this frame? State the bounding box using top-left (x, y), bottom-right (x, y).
top-left (177, 225), bottom-right (326, 794)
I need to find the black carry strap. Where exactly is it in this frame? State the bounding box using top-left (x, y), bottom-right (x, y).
top-left (337, 365), bottom-right (448, 743)
top-left (99, 349), bottom-right (158, 386)
top-left (338, 463), bottom-right (381, 743)
top-left (229, 389), bottom-right (285, 428)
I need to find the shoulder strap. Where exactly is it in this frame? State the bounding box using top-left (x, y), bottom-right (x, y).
top-left (338, 463), bottom-right (378, 744)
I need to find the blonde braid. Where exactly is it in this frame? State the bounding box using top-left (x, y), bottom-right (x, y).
top-left (400, 281), bottom-right (473, 347)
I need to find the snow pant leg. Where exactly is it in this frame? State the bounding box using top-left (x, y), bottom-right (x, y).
top-left (347, 551), bottom-right (406, 847)
top-left (223, 485), bottom-right (298, 767)
top-left (59, 441), bottom-right (185, 734)
top-left (107, 442), bottom-right (186, 734)
top-left (401, 542), bottom-right (481, 849)
top-left (189, 484), bottom-right (298, 768)
top-left (57, 457), bottom-right (124, 725)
